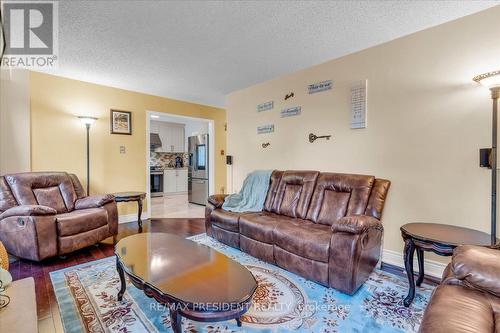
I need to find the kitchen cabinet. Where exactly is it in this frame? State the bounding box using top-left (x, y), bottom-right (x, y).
top-left (164, 170), bottom-right (177, 193)
top-left (163, 169), bottom-right (188, 194)
top-left (150, 121), bottom-right (160, 134)
top-left (176, 169), bottom-right (188, 192)
top-left (151, 121), bottom-right (185, 153)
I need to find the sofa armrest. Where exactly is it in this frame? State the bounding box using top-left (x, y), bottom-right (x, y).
top-left (207, 194), bottom-right (228, 208)
top-left (0, 205), bottom-right (57, 219)
top-left (450, 245), bottom-right (500, 297)
top-left (331, 215), bottom-right (383, 234)
top-left (75, 194), bottom-right (115, 210)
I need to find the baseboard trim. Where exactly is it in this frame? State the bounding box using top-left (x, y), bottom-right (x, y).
top-left (382, 249), bottom-right (447, 279)
top-left (118, 213), bottom-right (149, 224)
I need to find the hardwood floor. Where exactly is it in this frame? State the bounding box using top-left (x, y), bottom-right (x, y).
top-left (9, 218), bottom-right (205, 333)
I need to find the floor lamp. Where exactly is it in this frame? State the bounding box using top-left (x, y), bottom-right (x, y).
top-left (78, 116), bottom-right (98, 195)
top-left (474, 70), bottom-right (500, 246)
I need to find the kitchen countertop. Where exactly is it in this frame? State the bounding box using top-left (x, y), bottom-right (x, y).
top-left (150, 167), bottom-right (188, 171)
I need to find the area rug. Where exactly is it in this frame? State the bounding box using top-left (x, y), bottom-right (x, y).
top-left (50, 234), bottom-right (434, 333)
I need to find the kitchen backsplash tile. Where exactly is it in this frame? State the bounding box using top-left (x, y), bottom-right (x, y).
top-left (150, 152), bottom-right (189, 168)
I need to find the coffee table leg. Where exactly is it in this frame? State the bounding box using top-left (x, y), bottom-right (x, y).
top-left (116, 256), bottom-right (126, 302)
top-left (416, 248), bottom-right (424, 287)
top-left (137, 199), bottom-right (143, 233)
top-left (169, 307), bottom-right (182, 333)
top-left (403, 238), bottom-right (416, 307)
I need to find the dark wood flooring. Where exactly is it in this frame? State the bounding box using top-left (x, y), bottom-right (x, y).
top-left (10, 218), bottom-right (205, 325)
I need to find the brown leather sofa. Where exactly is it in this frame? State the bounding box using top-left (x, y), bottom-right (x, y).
top-left (206, 170), bottom-right (391, 295)
top-left (419, 245), bottom-right (500, 333)
top-left (0, 172), bottom-right (118, 261)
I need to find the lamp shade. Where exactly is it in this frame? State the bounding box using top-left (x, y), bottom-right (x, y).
top-left (473, 71), bottom-right (500, 89)
top-left (78, 116), bottom-right (98, 126)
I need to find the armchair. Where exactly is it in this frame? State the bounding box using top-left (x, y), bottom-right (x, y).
top-left (0, 172), bottom-right (118, 261)
top-left (420, 245), bottom-right (500, 333)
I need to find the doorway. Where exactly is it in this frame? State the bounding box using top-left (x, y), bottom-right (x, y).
top-left (145, 111), bottom-right (215, 219)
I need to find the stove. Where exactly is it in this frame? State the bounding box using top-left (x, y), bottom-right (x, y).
top-left (150, 167), bottom-right (164, 197)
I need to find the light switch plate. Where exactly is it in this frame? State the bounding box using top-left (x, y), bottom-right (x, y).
top-left (120, 146), bottom-right (126, 154)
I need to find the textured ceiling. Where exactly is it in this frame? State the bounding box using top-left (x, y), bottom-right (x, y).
top-left (41, 1), bottom-right (499, 107)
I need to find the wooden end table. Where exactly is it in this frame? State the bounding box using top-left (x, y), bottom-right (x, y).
top-left (113, 192), bottom-right (146, 232)
top-left (400, 222), bottom-right (498, 307)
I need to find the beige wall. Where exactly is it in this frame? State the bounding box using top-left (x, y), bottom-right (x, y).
top-left (30, 72), bottom-right (226, 215)
top-left (0, 69), bottom-right (30, 174)
top-left (226, 7), bottom-right (500, 262)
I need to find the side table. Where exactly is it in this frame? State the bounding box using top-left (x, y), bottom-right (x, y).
top-left (400, 222), bottom-right (497, 307)
top-left (113, 192), bottom-right (146, 232)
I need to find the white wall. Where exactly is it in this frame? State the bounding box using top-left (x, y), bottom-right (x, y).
top-left (0, 69), bottom-right (30, 174)
top-left (225, 7), bottom-right (500, 267)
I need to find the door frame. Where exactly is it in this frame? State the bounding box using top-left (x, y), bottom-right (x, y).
top-left (145, 110), bottom-right (215, 219)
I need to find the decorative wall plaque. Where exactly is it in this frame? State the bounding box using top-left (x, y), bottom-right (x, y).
top-left (350, 80), bottom-right (367, 129)
top-left (308, 80), bottom-right (332, 94)
top-left (257, 124), bottom-right (274, 134)
top-left (281, 106), bottom-right (301, 118)
top-left (257, 101), bottom-right (273, 112)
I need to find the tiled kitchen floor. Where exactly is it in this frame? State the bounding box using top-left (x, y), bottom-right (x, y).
top-left (150, 194), bottom-right (206, 218)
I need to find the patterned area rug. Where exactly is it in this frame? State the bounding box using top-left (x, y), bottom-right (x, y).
top-left (50, 234), bottom-right (433, 333)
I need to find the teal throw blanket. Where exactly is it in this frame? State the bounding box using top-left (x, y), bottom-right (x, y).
top-left (222, 170), bottom-right (273, 212)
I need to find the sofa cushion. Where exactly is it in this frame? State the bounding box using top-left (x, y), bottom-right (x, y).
top-left (263, 170), bottom-right (284, 212)
top-left (364, 178), bottom-right (391, 219)
top-left (56, 208), bottom-right (108, 236)
top-left (211, 209), bottom-right (242, 232)
top-left (0, 177), bottom-right (17, 212)
top-left (4, 172), bottom-right (77, 211)
top-left (419, 285), bottom-right (496, 333)
top-left (239, 212), bottom-right (292, 244)
top-left (273, 219), bottom-right (332, 263)
top-left (306, 173), bottom-right (374, 225)
top-left (271, 171), bottom-right (319, 219)
top-left (33, 186), bottom-right (67, 213)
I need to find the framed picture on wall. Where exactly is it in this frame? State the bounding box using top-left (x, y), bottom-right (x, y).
top-left (110, 109), bottom-right (132, 135)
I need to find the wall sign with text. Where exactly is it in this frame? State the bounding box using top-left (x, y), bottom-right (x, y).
top-left (350, 80), bottom-right (367, 129)
top-left (281, 106), bottom-right (301, 118)
top-left (308, 80), bottom-right (332, 94)
top-left (257, 124), bottom-right (275, 134)
top-left (257, 101), bottom-right (274, 112)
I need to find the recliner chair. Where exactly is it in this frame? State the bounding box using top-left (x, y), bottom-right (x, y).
top-left (0, 172), bottom-right (118, 261)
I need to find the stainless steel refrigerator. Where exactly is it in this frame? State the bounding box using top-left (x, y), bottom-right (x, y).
top-left (188, 134), bottom-right (209, 205)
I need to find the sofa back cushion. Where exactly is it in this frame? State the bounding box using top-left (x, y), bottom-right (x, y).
top-left (263, 170), bottom-right (283, 212)
top-left (271, 170), bottom-right (319, 219)
top-left (0, 177), bottom-right (17, 213)
top-left (69, 173), bottom-right (86, 199)
top-left (306, 173), bottom-right (375, 225)
top-left (4, 172), bottom-right (77, 213)
top-left (33, 187), bottom-right (67, 213)
top-left (364, 178), bottom-right (391, 219)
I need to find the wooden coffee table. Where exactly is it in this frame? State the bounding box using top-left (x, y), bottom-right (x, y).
top-left (400, 223), bottom-right (498, 307)
top-left (115, 233), bottom-right (257, 332)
